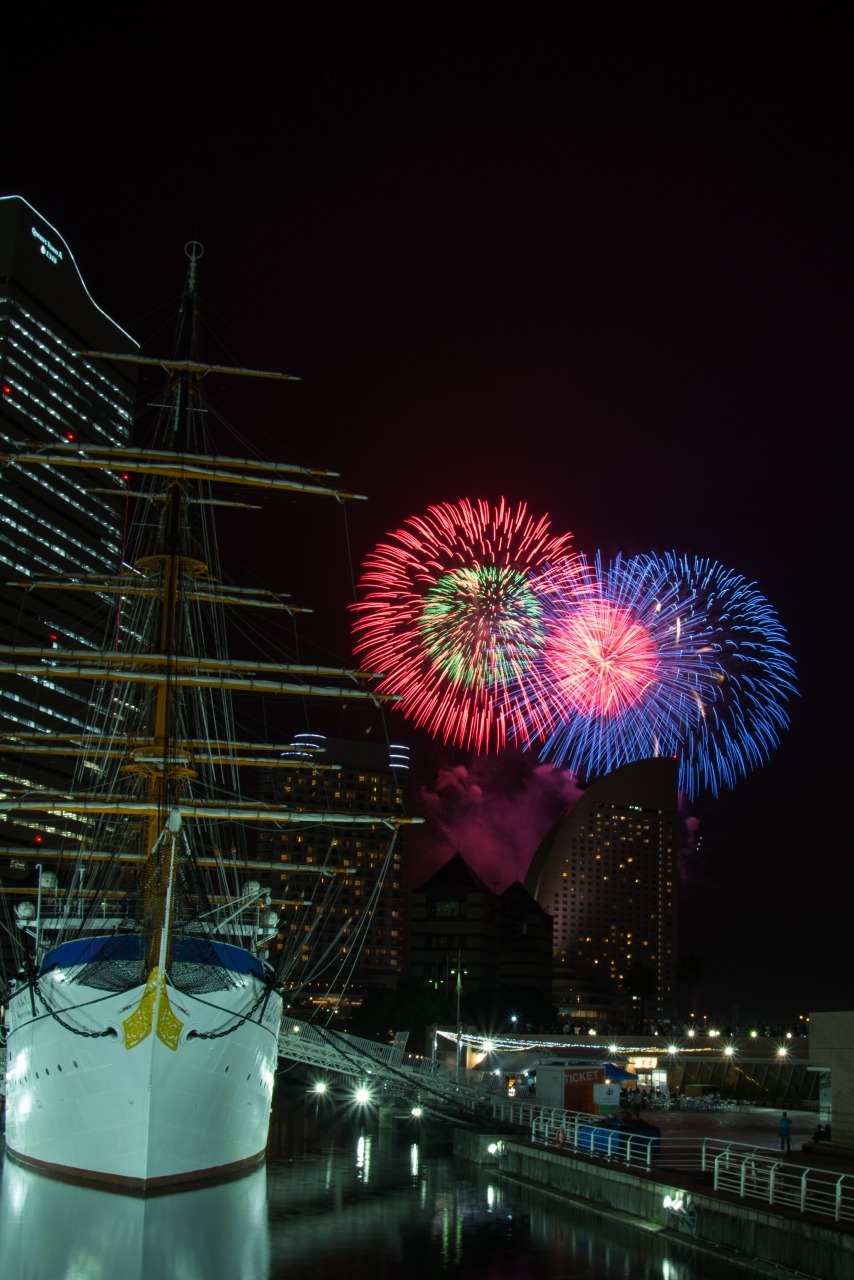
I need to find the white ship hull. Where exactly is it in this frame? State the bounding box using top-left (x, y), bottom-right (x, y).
top-left (4, 943), bottom-right (282, 1191)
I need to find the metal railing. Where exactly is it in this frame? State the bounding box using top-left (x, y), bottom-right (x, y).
top-left (531, 1107), bottom-right (661, 1170)
top-left (489, 1097), bottom-right (541, 1129)
top-left (712, 1146), bottom-right (854, 1224)
top-left (278, 1016), bottom-right (409, 1073)
top-left (523, 1104), bottom-right (854, 1226)
top-left (277, 1020), bottom-right (497, 1113)
top-left (270, 1040), bottom-right (854, 1228)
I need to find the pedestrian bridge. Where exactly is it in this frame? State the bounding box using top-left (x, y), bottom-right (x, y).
top-left (277, 1016), bottom-right (491, 1118)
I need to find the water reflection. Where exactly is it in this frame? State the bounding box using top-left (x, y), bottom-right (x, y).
top-left (0, 1160), bottom-right (268, 1280)
top-left (1, 1089), bottom-right (744, 1280)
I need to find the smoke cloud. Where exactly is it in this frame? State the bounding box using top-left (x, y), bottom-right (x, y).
top-left (407, 748), bottom-right (703, 897)
top-left (407, 749), bottom-right (584, 891)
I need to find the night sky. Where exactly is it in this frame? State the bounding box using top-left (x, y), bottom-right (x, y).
top-left (5, 6), bottom-right (849, 1023)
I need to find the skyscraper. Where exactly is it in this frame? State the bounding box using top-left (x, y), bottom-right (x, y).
top-left (524, 757), bottom-right (678, 1026)
top-left (0, 195), bottom-right (137, 850)
top-left (258, 733), bottom-right (410, 1012)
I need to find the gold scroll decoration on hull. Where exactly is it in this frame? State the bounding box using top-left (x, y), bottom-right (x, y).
top-left (122, 966), bottom-right (184, 1051)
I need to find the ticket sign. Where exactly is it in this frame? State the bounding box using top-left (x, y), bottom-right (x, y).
top-left (535, 1063), bottom-right (610, 1111)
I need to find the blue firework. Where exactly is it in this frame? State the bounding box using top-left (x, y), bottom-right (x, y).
top-left (523, 552), bottom-right (716, 782)
top-left (645, 552), bottom-right (798, 797)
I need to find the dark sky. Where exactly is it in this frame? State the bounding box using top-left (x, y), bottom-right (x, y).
top-left (5, 5), bottom-right (850, 1023)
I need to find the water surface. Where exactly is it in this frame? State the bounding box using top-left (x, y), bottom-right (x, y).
top-left (0, 1087), bottom-right (746, 1279)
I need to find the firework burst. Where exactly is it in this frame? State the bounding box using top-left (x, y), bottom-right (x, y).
top-left (525, 552), bottom-right (715, 780)
top-left (353, 494), bottom-right (796, 797)
top-left (351, 497), bottom-right (586, 750)
top-left (641, 552), bottom-right (798, 797)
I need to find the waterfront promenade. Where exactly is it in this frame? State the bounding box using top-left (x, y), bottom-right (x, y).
top-left (632, 1103), bottom-right (851, 1179)
top-left (464, 1102), bottom-right (854, 1277)
top-left (641, 1103), bottom-right (825, 1154)
top-left (523, 1102), bottom-right (854, 1216)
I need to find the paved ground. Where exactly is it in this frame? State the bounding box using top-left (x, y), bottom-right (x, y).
top-left (644, 1105), bottom-right (851, 1172)
top-left (651, 1104), bottom-right (808, 1144)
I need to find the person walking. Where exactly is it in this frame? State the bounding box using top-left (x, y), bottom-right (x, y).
top-left (778, 1111), bottom-right (792, 1151)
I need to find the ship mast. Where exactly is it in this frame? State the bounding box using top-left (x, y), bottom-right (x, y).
top-left (132, 243), bottom-right (205, 967)
top-left (0, 243), bottom-right (422, 972)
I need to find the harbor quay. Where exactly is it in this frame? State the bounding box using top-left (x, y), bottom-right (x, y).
top-left (454, 1105), bottom-right (854, 1279)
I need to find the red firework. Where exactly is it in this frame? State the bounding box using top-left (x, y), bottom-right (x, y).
top-left (352, 497), bottom-right (584, 751)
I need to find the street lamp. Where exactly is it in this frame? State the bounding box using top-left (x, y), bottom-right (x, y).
top-left (450, 955), bottom-right (467, 1083)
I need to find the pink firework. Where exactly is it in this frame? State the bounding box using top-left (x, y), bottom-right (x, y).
top-left (352, 497), bottom-right (584, 751)
top-left (546, 598), bottom-right (659, 718)
top-left (524, 551), bottom-right (713, 780)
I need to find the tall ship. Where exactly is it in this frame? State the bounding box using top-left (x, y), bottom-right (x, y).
top-left (0, 239), bottom-right (405, 1191)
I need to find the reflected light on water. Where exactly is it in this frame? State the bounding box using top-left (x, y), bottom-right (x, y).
top-left (355, 1132), bottom-right (371, 1183)
top-left (0, 1161), bottom-right (268, 1280)
top-left (0, 1089), bottom-right (751, 1280)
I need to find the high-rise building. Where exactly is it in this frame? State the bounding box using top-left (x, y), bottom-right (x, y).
top-left (407, 852), bottom-right (553, 1004)
top-left (0, 195), bottom-right (137, 851)
top-left (524, 757), bottom-right (678, 1026)
top-left (258, 733), bottom-right (410, 1012)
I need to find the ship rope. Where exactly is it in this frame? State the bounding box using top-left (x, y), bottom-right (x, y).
top-left (320, 826), bottom-right (400, 1024)
top-left (180, 984), bottom-right (271, 1039)
top-left (14, 982), bottom-right (122, 1039)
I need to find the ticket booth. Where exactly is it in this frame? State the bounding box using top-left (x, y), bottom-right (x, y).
top-left (535, 1062), bottom-right (604, 1113)
top-left (534, 1061), bottom-right (636, 1115)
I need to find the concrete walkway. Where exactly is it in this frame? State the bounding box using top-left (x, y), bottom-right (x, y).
top-left (646, 1104), bottom-right (851, 1173)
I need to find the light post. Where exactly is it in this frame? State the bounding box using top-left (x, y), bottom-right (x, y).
top-left (450, 954), bottom-right (466, 1083)
top-left (35, 863), bottom-right (43, 956)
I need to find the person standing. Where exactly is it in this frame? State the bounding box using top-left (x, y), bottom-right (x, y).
top-left (779, 1111), bottom-right (792, 1151)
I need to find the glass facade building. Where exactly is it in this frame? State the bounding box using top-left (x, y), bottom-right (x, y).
top-left (0, 195), bottom-right (137, 848)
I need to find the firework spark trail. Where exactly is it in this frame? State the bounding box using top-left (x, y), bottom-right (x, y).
top-left (523, 552), bottom-right (716, 782)
top-left (642, 552), bottom-right (798, 797)
top-left (353, 500), bottom-right (797, 797)
top-left (351, 497), bottom-right (586, 751)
